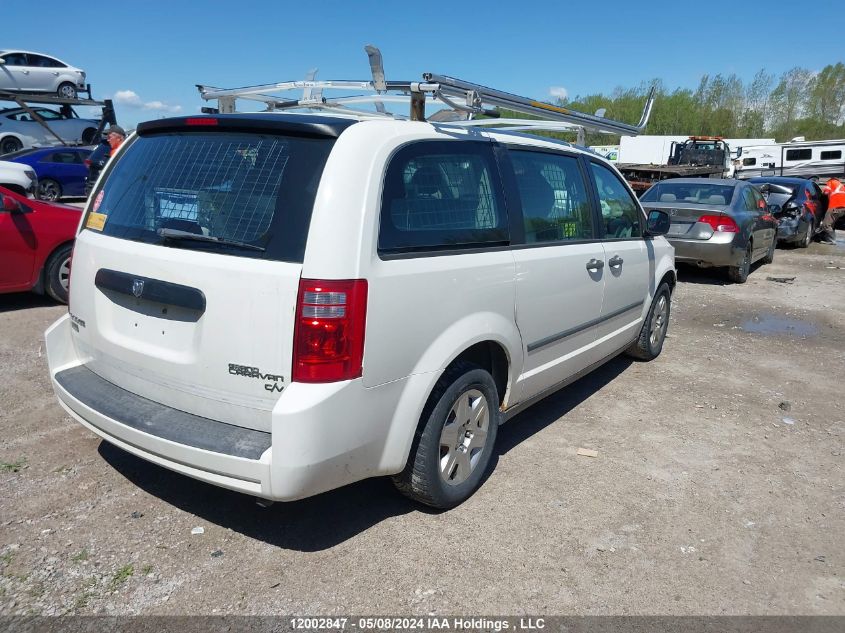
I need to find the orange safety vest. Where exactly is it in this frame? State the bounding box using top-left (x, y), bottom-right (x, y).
top-left (824, 178), bottom-right (845, 210)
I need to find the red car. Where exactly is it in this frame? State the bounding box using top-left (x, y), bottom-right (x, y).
top-left (0, 185), bottom-right (80, 303)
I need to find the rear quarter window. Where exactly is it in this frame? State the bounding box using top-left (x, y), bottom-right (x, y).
top-left (378, 141), bottom-right (509, 254)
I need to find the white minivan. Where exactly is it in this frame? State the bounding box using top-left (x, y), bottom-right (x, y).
top-left (46, 112), bottom-right (675, 508)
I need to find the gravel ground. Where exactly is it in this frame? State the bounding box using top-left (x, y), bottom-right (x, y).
top-left (1, 240), bottom-right (843, 616)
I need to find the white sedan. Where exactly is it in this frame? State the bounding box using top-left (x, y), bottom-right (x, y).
top-left (0, 107), bottom-right (100, 154)
top-left (0, 50), bottom-right (86, 99)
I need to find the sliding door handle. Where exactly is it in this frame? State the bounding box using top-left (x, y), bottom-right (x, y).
top-left (586, 258), bottom-right (604, 271)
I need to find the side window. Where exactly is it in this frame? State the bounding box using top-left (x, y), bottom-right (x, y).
top-left (45, 152), bottom-right (75, 164)
top-left (34, 109), bottom-right (62, 120)
top-left (742, 188), bottom-right (758, 211)
top-left (820, 150), bottom-right (842, 161)
top-left (752, 188), bottom-right (766, 209)
top-left (785, 149), bottom-right (811, 161)
top-left (589, 162), bottom-right (642, 238)
top-left (379, 142), bottom-right (508, 253)
top-left (1, 53), bottom-right (28, 66)
top-left (509, 150), bottom-right (593, 243)
top-left (742, 157), bottom-right (756, 166)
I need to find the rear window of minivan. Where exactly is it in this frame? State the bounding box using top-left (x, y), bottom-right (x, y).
top-left (84, 132), bottom-right (334, 262)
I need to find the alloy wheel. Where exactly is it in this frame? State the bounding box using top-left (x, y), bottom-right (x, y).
top-left (438, 389), bottom-right (490, 486)
top-left (58, 258), bottom-right (71, 292)
top-left (649, 294), bottom-right (668, 349)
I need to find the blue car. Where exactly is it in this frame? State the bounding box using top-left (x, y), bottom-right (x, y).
top-left (4, 146), bottom-right (92, 201)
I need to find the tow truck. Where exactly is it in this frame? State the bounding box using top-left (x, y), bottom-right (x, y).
top-left (617, 136), bottom-right (733, 196)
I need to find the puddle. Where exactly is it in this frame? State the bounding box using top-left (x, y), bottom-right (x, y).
top-left (741, 314), bottom-right (818, 337)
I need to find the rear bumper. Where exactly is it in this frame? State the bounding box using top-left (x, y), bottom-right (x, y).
top-left (667, 232), bottom-right (742, 268)
top-left (46, 314), bottom-right (427, 501)
top-left (776, 217), bottom-right (808, 242)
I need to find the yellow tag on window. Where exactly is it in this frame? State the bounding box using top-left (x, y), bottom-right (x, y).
top-left (85, 212), bottom-right (107, 231)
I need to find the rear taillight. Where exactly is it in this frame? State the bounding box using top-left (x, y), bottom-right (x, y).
top-left (292, 279), bottom-right (368, 383)
top-left (84, 159), bottom-right (91, 168)
top-left (698, 214), bottom-right (739, 233)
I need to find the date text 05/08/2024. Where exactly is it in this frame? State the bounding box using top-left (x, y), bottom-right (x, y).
top-left (289, 617), bottom-right (546, 631)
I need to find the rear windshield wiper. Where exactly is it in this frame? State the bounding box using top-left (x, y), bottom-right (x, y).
top-left (157, 228), bottom-right (266, 252)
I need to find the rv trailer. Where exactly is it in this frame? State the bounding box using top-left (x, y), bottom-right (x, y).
top-left (734, 138), bottom-right (845, 180)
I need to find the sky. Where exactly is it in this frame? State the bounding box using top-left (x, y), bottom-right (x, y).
top-left (3, 0), bottom-right (844, 129)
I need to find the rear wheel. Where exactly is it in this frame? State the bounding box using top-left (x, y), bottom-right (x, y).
top-left (626, 282), bottom-right (671, 361)
top-left (45, 244), bottom-right (73, 304)
top-left (38, 178), bottom-right (62, 202)
top-left (57, 82), bottom-right (77, 99)
top-left (1, 136), bottom-right (23, 155)
top-left (800, 219), bottom-right (814, 248)
top-left (393, 361), bottom-right (499, 509)
top-left (728, 242), bottom-right (752, 283)
top-left (81, 128), bottom-right (97, 144)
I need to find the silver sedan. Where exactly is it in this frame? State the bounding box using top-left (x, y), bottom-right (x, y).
top-left (640, 178), bottom-right (777, 283)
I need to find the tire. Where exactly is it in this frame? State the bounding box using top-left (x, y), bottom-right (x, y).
top-left (1, 136), bottom-right (23, 155)
top-left (38, 178), bottom-right (62, 202)
top-left (393, 361), bottom-right (500, 509)
top-left (800, 219), bottom-right (813, 249)
top-left (44, 244), bottom-right (73, 304)
top-left (57, 82), bottom-right (77, 100)
top-left (728, 242), bottom-right (752, 283)
top-left (626, 282), bottom-right (671, 361)
top-left (81, 128), bottom-right (97, 144)
top-left (761, 235), bottom-right (776, 264)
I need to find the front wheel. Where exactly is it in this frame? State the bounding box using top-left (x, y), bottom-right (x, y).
top-left (45, 244), bottom-right (72, 303)
top-left (626, 283), bottom-right (671, 361)
top-left (38, 178), bottom-right (62, 202)
top-left (728, 242), bottom-right (752, 283)
top-left (57, 82), bottom-right (77, 99)
top-left (393, 362), bottom-right (499, 509)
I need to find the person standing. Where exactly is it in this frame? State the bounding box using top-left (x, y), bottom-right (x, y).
top-left (105, 125), bottom-right (126, 156)
top-left (819, 177), bottom-right (845, 245)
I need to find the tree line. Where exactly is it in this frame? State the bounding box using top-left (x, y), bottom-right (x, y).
top-left (533, 62), bottom-right (845, 146)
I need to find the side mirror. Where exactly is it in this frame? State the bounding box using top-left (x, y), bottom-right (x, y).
top-left (0, 58), bottom-right (6, 65)
top-left (1, 194), bottom-right (30, 214)
top-left (646, 209), bottom-right (670, 236)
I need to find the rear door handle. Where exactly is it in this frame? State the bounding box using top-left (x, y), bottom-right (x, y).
top-left (586, 258), bottom-right (604, 271)
top-left (609, 255), bottom-right (624, 268)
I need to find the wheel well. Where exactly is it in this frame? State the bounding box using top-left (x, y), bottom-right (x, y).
top-left (1, 183), bottom-right (26, 196)
top-left (39, 240), bottom-right (75, 289)
top-left (659, 270), bottom-right (676, 294)
top-left (445, 341), bottom-right (509, 408)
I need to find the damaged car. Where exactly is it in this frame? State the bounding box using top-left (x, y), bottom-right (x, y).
top-left (749, 177), bottom-right (827, 248)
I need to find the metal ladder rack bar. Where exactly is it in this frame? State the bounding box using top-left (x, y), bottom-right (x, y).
top-left (195, 46), bottom-right (655, 138)
top-left (422, 73), bottom-right (654, 136)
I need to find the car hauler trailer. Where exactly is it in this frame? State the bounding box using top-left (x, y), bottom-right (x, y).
top-left (0, 85), bottom-right (115, 153)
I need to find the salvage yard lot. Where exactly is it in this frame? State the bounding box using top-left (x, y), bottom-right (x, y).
top-left (1, 243), bottom-right (843, 615)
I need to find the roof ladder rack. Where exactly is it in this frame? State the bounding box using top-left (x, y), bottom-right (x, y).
top-left (196, 46), bottom-right (655, 139)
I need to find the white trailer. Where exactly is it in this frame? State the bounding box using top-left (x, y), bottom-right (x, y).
top-left (734, 138), bottom-right (845, 180)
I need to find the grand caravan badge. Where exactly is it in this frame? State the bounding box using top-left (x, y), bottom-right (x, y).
top-left (228, 363), bottom-right (285, 393)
